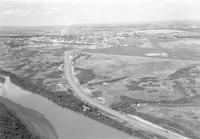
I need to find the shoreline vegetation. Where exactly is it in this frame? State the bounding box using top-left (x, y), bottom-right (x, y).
top-left (0, 97), bottom-right (58, 139)
top-left (0, 76), bottom-right (5, 83)
top-left (0, 102), bottom-right (40, 139)
top-left (0, 69), bottom-right (165, 139)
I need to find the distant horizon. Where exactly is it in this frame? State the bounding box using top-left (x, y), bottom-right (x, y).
top-left (1, 0), bottom-right (200, 26)
top-left (1, 19), bottom-right (200, 27)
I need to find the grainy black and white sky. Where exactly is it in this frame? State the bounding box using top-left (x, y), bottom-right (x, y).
top-left (0, 0), bottom-right (200, 26)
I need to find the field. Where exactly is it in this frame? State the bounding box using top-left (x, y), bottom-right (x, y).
top-left (85, 28), bottom-right (200, 61)
top-left (0, 46), bottom-right (71, 92)
top-left (73, 28), bottom-right (200, 138)
top-left (74, 52), bottom-right (200, 102)
top-left (1, 24), bottom-right (200, 138)
top-left (0, 42), bottom-right (161, 138)
top-left (129, 105), bottom-right (200, 138)
top-left (74, 52), bottom-right (200, 138)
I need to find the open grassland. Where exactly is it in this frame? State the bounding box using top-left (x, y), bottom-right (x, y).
top-left (0, 46), bottom-right (162, 139)
top-left (132, 105), bottom-right (200, 138)
top-left (1, 26), bottom-right (200, 138)
top-left (74, 52), bottom-right (200, 103)
top-left (0, 46), bottom-right (71, 92)
top-left (85, 28), bottom-right (200, 61)
top-left (126, 107), bottom-right (200, 139)
top-left (73, 51), bottom-right (200, 139)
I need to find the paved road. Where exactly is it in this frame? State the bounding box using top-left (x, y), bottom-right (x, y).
top-left (64, 50), bottom-right (190, 139)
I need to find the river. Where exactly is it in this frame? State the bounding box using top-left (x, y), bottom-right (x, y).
top-left (0, 77), bottom-right (134, 139)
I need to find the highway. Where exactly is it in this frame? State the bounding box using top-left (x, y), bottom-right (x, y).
top-left (64, 50), bottom-right (190, 139)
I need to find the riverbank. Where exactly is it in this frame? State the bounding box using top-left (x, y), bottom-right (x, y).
top-left (1, 76), bottom-right (137, 139)
top-left (0, 96), bottom-right (58, 139)
top-left (0, 69), bottom-right (163, 139)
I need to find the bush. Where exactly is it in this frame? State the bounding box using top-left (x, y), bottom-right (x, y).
top-left (0, 76), bottom-right (5, 83)
top-left (0, 69), bottom-right (163, 139)
top-left (0, 103), bottom-right (40, 139)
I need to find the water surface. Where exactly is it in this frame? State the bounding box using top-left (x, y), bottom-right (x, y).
top-left (0, 77), bottom-right (134, 139)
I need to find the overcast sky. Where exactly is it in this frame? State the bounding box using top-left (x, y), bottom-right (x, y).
top-left (0, 0), bottom-right (200, 26)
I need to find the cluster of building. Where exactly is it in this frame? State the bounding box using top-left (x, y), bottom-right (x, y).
top-left (1, 30), bottom-right (138, 49)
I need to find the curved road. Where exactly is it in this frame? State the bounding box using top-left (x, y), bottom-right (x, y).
top-left (64, 50), bottom-right (190, 139)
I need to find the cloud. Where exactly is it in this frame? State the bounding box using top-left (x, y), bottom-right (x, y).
top-left (43, 6), bottom-right (60, 15)
top-left (1, 0), bottom-right (200, 26)
top-left (0, 0), bottom-right (62, 16)
top-left (1, 0), bottom-right (66, 3)
top-left (1, 9), bottom-right (30, 16)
